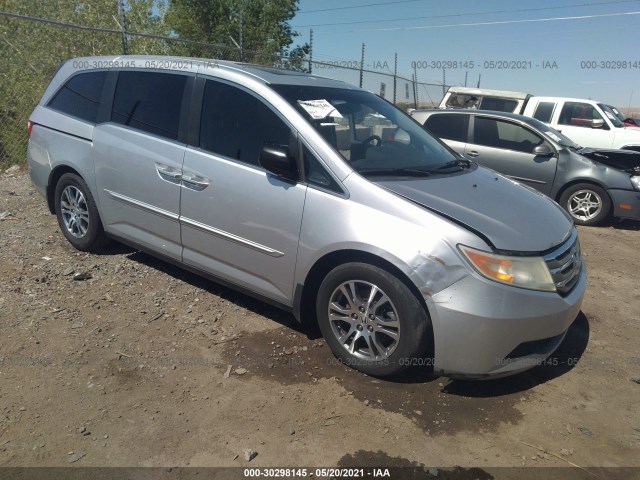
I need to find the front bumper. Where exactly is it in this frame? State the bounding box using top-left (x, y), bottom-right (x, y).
top-left (608, 188), bottom-right (640, 220)
top-left (425, 259), bottom-right (587, 377)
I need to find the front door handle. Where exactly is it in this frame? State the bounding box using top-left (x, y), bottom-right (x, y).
top-left (182, 174), bottom-right (209, 190)
top-left (156, 164), bottom-right (182, 182)
top-left (467, 151), bottom-right (480, 158)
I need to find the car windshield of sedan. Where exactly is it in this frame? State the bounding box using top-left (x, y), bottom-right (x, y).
top-left (271, 84), bottom-right (462, 176)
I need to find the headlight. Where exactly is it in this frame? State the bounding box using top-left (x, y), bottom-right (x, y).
top-left (458, 245), bottom-right (556, 292)
top-left (631, 176), bottom-right (640, 191)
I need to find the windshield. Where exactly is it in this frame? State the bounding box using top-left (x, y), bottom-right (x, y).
top-left (598, 103), bottom-right (624, 128)
top-left (523, 116), bottom-right (581, 149)
top-left (271, 85), bottom-right (460, 176)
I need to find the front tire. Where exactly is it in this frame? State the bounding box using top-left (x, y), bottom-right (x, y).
top-left (54, 173), bottom-right (108, 251)
top-left (559, 183), bottom-right (611, 226)
top-left (316, 262), bottom-right (432, 376)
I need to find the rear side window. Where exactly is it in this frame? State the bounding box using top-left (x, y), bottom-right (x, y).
top-left (200, 80), bottom-right (292, 166)
top-left (47, 71), bottom-right (107, 123)
top-left (479, 97), bottom-right (518, 112)
top-left (111, 71), bottom-right (187, 140)
top-left (424, 114), bottom-right (469, 143)
top-left (533, 102), bottom-right (556, 123)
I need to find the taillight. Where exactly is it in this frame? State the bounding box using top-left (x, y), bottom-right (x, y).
top-left (27, 120), bottom-right (34, 137)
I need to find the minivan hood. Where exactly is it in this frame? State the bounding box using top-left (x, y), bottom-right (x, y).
top-left (375, 167), bottom-right (573, 252)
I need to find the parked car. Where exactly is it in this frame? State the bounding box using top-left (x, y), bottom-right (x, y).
top-left (412, 109), bottom-right (640, 225)
top-left (28, 56), bottom-right (586, 378)
top-left (439, 87), bottom-right (640, 151)
top-left (606, 105), bottom-right (640, 128)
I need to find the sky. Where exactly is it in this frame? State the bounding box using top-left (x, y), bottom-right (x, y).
top-left (290, 0), bottom-right (640, 109)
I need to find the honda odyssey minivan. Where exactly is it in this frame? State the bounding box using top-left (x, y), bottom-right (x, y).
top-left (27, 56), bottom-right (586, 378)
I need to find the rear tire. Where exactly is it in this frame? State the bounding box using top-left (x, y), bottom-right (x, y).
top-left (316, 262), bottom-right (432, 377)
top-left (54, 173), bottom-right (109, 251)
top-left (559, 183), bottom-right (611, 226)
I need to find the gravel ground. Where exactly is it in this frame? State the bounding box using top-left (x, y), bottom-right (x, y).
top-left (1, 169), bottom-right (639, 473)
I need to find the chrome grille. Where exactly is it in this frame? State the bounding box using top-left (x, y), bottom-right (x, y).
top-left (544, 234), bottom-right (582, 295)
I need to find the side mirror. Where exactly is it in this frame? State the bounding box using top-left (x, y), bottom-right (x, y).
top-left (590, 119), bottom-right (605, 129)
top-left (259, 144), bottom-right (298, 181)
top-left (533, 144), bottom-right (554, 156)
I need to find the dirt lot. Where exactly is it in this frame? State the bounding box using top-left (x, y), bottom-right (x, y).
top-left (1, 170), bottom-right (639, 474)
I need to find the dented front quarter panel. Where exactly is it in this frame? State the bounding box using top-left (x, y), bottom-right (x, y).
top-left (408, 247), bottom-right (470, 298)
top-left (295, 172), bottom-right (487, 302)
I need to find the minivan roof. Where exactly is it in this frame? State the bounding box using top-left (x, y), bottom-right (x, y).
top-left (65, 55), bottom-right (358, 89)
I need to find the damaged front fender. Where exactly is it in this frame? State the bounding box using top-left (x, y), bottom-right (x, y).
top-left (409, 246), bottom-right (470, 299)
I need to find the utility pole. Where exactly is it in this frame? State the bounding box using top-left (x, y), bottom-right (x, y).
top-left (412, 62), bottom-right (418, 109)
top-left (359, 43), bottom-right (365, 88)
top-left (118, 0), bottom-right (128, 55)
top-left (393, 53), bottom-right (397, 104)
top-left (442, 69), bottom-right (446, 97)
top-left (308, 29), bottom-right (314, 74)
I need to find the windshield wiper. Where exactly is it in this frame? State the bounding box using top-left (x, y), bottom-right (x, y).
top-left (357, 167), bottom-right (434, 177)
top-left (434, 158), bottom-right (472, 170)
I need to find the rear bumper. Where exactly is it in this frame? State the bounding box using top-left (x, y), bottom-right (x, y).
top-left (608, 188), bottom-right (640, 220)
top-left (426, 260), bottom-right (587, 377)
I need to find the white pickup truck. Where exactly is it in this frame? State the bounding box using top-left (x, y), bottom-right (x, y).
top-left (439, 87), bottom-right (640, 151)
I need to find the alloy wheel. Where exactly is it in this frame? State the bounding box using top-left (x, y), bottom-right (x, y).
top-left (567, 189), bottom-right (602, 222)
top-left (60, 185), bottom-right (90, 238)
top-left (327, 280), bottom-right (401, 361)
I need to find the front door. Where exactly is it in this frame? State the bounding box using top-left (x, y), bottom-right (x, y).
top-left (180, 78), bottom-right (307, 305)
top-left (466, 116), bottom-right (558, 195)
top-left (552, 101), bottom-right (613, 148)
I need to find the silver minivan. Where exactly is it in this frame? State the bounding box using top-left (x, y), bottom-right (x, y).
top-left (27, 56), bottom-right (586, 378)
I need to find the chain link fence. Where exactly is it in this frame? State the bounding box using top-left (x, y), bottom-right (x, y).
top-left (0, 11), bottom-right (448, 169)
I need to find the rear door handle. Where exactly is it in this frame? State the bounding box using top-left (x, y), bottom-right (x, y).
top-left (182, 174), bottom-right (209, 190)
top-left (466, 151), bottom-right (479, 158)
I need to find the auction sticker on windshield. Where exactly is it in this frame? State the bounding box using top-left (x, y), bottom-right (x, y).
top-left (297, 99), bottom-right (343, 119)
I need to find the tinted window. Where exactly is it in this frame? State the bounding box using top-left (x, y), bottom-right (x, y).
top-left (479, 97), bottom-right (518, 112)
top-left (558, 102), bottom-right (604, 128)
top-left (424, 114), bottom-right (469, 143)
top-left (111, 71), bottom-right (187, 140)
top-left (303, 144), bottom-right (341, 193)
top-left (474, 117), bottom-right (543, 153)
top-left (48, 71), bottom-right (107, 123)
top-left (533, 102), bottom-right (556, 123)
top-left (200, 80), bottom-right (292, 166)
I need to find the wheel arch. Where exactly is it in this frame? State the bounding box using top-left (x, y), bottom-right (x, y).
top-left (555, 179), bottom-right (613, 224)
top-left (294, 249), bottom-right (432, 341)
top-left (554, 178), bottom-right (611, 204)
top-left (47, 165), bottom-right (83, 214)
